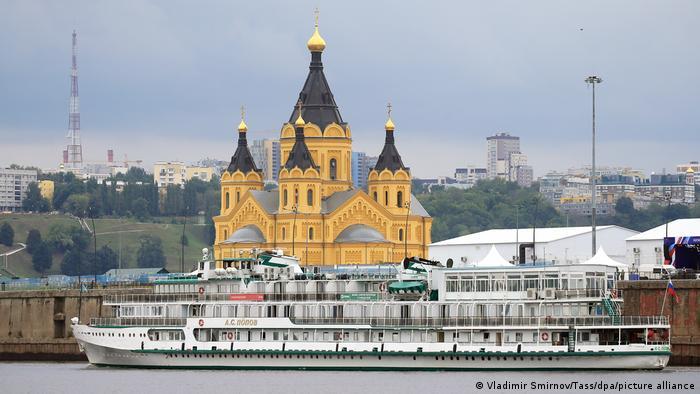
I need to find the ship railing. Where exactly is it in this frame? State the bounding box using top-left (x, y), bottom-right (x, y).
top-left (89, 317), bottom-right (186, 327)
top-left (103, 292), bottom-right (387, 304)
top-left (288, 315), bottom-right (669, 328)
top-left (552, 289), bottom-right (619, 299)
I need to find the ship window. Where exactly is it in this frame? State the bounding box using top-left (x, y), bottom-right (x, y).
top-left (460, 276), bottom-right (473, 292)
top-left (330, 159), bottom-right (337, 180)
top-left (507, 275), bottom-right (522, 292)
top-left (515, 332), bottom-right (523, 342)
top-left (476, 276), bottom-right (489, 292)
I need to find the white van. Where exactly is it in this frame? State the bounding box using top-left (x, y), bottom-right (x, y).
top-left (637, 264), bottom-right (676, 279)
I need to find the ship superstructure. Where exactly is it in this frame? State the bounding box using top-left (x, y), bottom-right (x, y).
top-left (73, 249), bottom-right (670, 370)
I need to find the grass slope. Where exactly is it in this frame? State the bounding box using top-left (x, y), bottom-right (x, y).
top-left (0, 213), bottom-right (210, 277)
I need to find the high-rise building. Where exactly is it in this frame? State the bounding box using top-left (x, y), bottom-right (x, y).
top-left (486, 132), bottom-right (520, 179)
top-left (486, 132), bottom-right (533, 185)
top-left (250, 139), bottom-right (281, 182)
top-left (351, 152), bottom-right (378, 190)
top-left (0, 168), bottom-right (38, 212)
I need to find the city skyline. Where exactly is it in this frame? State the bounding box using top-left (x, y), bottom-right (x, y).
top-left (1, 1), bottom-right (699, 178)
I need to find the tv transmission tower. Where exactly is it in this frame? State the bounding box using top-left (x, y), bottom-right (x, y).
top-left (64, 30), bottom-right (83, 170)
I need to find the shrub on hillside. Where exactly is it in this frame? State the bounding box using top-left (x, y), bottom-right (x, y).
top-left (26, 229), bottom-right (42, 254)
top-left (32, 242), bottom-right (52, 274)
top-left (0, 222), bottom-right (14, 247)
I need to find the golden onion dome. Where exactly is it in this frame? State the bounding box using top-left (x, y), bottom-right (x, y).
top-left (237, 119), bottom-right (248, 132)
top-left (307, 26), bottom-right (326, 52)
top-left (384, 117), bottom-right (395, 131)
top-left (294, 112), bottom-right (306, 127)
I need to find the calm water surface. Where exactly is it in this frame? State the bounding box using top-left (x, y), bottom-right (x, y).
top-left (1, 362), bottom-right (698, 394)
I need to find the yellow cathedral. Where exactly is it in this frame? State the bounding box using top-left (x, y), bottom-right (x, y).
top-left (213, 21), bottom-right (432, 265)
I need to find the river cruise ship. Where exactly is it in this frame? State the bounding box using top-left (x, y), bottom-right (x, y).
top-left (72, 249), bottom-right (670, 370)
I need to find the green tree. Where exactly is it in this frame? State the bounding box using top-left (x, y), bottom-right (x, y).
top-left (90, 245), bottom-right (118, 275)
top-left (63, 193), bottom-right (90, 217)
top-left (46, 224), bottom-right (88, 253)
top-left (22, 182), bottom-right (50, 212)
top-left (60, 249), bottom-right (83, 276)
top-left (137, 235), bottom-right (166, 268)
top-left (32, 242), bottom-right (53, 274)
top-left (131, 197), bottom-right (149, 221)
top-left (25, 229), bottom-right (42, 254)
top-left (0, 222), bottom-right (14, 246)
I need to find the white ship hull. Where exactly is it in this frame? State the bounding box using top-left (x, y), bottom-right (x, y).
top-left (76, 337), bottom-right (670, 371)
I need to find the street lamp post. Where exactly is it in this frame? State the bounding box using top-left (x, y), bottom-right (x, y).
top-left (515, 204), bottom-right (519, 264)
top-left (585, 75), bottom-right (603, 257)
top-left (665, 192), bottom-right (672, 239)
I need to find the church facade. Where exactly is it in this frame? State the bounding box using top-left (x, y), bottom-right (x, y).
top-left (213, 21), bottom-right (432, 265)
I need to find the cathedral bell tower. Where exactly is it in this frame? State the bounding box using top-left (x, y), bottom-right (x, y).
top-left (279, 11), bottom-right (353, 199)
top-left (220, 107), bottom-right (264, 216)
top-left (278, 102), bottom-right (323, 214)
top-left (367, 104), bottom-right (412, 216)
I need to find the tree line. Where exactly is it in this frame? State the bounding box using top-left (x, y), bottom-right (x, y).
top-left (21, 167), bottom-right (219, 244)
top-left (0, 221), bottom-right (167, 276)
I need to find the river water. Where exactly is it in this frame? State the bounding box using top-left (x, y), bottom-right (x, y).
top-left (1, 362), bottom-right (698, 394)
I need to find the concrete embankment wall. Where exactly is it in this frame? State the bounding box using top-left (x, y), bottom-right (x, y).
top-left (619, 279), bottom-right (700, 366)
top-left (0, 289), bottom-right (138, 361)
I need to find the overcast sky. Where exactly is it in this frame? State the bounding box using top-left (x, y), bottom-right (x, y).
top-left (1, 0), bottom-right (698, 177)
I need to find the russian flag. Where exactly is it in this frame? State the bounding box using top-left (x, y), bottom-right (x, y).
top-left (667, 280), bottom-right (680, 303)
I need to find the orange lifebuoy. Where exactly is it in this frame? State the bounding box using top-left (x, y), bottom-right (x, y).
top-left (198, 287), bottom-right (205, 295)
top-left (198, 319), bottom-right (204, 327)
top-left (227, 332), bottom-right (233, 341)
top-left (541, 332), bottom-right (549, 341)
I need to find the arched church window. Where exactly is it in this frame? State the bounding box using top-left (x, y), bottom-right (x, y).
top-left (236, 191), bottom-right (240, 203)
top-left (398, 228), bottom-right (404, 242)
top-left (283, 189), bottom-right (288, 206)
top-left (330, 158), bottom-right (337, 180)
top-left (294, 188), bottom-right (299, 205)
top-left (225, 192), bottom-right (230, 209)
top-left (308, 227), bottom-right (314, 240)
top-left (282, 227), bottom-right (286, 240)
top-left (397, 191), bottom-right (403, 208)
top-left (224, 229), bottom-right (228, 239)
top-left (384, 191), bottom-right (389, 206)
top-left (307, 188), bottom-right (314, 206)
top-left (373, 191), bottom-right (377, 202)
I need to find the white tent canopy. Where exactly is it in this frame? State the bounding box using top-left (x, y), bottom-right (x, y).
top-left (582, 246), bottom-right (628, 270)
top-left (473, 245), bottom-right (514, 267)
